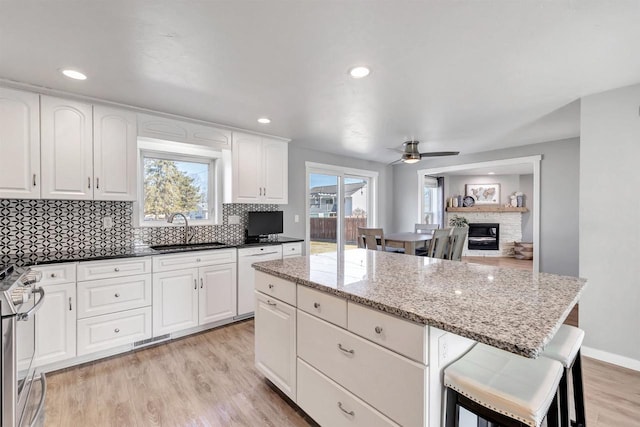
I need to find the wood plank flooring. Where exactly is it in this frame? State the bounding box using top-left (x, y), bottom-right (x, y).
top-left (44, 319), bottom-right (639, 427)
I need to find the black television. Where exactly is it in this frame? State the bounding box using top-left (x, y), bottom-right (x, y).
top-left (246, 211), bottom-right (283, 241)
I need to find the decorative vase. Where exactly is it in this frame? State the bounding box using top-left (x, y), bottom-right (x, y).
top-left (457, 195), bottom-right (463, 207)
top-left (452, 197), bottom-right (458, 208)
top-left (517, 195), bottom-right (524, 207)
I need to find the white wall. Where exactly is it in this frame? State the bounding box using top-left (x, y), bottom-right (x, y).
top-left (580, 84), bottom-right (640, 366)
top-left (282, 144), bottom-right (393, 242)
top-left (393, 138), bottom-right (580, 276)
top-left (520, 174), bottom-right (534, 242)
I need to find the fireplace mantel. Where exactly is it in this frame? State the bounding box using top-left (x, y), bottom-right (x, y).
top-left (446, 206), bottom-right (528, 213)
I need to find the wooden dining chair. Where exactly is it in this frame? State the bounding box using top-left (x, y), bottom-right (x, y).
top-left (414, 223), bottom-right (439, 233)
top-left (357, 227), bottom-right (386, 251)
top-left (448, 227), bottom-right (468, 261)
top-left (425, 228), bottom-right (451, 259)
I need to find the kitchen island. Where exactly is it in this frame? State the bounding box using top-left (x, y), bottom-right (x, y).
top-left (252, 249), bottom-right (586, 427)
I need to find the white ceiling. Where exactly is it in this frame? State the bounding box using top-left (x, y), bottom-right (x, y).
top-left (2, 1), bottom-right (639, 163)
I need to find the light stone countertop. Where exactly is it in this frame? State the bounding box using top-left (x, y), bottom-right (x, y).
top-left (252, 249), bottom-right (587, 358)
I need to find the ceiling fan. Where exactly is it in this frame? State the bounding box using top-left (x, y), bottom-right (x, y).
top-left (389, 140), bottom-right (459, 165)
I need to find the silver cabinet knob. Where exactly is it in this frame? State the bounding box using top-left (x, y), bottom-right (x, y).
top-left (196, 258), bottom-right (201, 262)
top-left (374, 326), bottom-right (383, 334)
top-left (268, 284), bottom-right (274, 289)
top-left (313, 302), bottom-right (320, 309)
top-left (50, 273), bottom-right (56, 278)
top-left (114, 328), bottom-right (120, 333)
top-left (114, 293), bottom-right (120, 298)
top-left (114, 267), bottom-right (120, 272)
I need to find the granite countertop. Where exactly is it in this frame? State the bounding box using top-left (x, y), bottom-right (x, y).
top-left (3, 237), bottom-right (304, 267)
top-left (252, 249), bottom-right (587, 358)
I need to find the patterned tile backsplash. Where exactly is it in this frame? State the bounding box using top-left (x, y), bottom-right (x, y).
top-left (0, 199), bottom-right (279, 256)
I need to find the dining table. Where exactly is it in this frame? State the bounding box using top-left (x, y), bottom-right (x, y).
top-left (385, 231), bottom-right (433, 255)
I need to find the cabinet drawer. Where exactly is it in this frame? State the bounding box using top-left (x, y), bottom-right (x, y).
top-left (298, 285), bottom-right (347, 328)
top-left (282, 242), bottom-right (302, 258)
top-left (77, 258), bottom-right (151, 281)
top-left (297, 311), bottom-right (426, 427)
top-left (297, 358), bottom-right (400, 427)
top-left (152, 249), bottom-right (237, 272)
top-left (348, 302), bottom-right (427, 363)
top-left (31, 263), bottom-right (76, 285)
top-left (238, 245), bottom-right (283, 257)
top-left (77, 274), bottom-right (152, 319)
top-left (77, 306), bottom-right (152, 356)
top-left (255, 271), bottom-right (295, 306)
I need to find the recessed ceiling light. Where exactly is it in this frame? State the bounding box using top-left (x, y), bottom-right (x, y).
top-left (257, 117), bottom-right (271, 124)
top-left (349, 66), bottom-right (370, 78)
top-left (61, 69), bottom-right (87, 80)
top-left (488, 172), bottom-right (495, 175)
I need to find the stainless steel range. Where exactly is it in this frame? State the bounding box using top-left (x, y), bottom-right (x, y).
top-left (1, 265), bottom-right (45, 427)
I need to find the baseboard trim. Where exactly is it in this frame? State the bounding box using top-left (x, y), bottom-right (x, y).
top-left (582, 346), bottom-right (640, 372)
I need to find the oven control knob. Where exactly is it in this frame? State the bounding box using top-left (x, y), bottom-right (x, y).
top-left (11, 289), bottom-right (30, 305)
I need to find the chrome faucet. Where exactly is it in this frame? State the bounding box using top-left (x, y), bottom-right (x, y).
top-left (167, 213), bottom-right (195, 244)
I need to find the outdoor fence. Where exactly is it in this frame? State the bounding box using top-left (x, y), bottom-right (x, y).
top-left (310, 217), bottom-right (367, 243)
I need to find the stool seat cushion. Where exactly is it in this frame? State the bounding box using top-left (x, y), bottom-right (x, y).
top-left (444, 344), bottom-right (563, 427)
top-left (542, 325), bottom-right (585, 368)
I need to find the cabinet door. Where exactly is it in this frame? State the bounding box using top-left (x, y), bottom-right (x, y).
top-left (152, 269), bottom-right (199, 336)
top-left (262, 138), bottom-right (288, 204)
top-left (254, 291), bottom-right (296, 401)
top-left (232, 132), bottom-right (262, 202)
top-left (40, 96), bottom-right (93, 200)
top-left (0, 87), bottom-right (40, 199)
top-left (93, 106), bottom-right (137, 201)
top-left (198, 263), bottom-right (237, 325)
top-left (34, 282), bottom-right (76, 367)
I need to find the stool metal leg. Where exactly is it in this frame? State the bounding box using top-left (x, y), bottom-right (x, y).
top-left (572, 350), bottom-right (587, 427)
top-left (446, 388), bottom-right (459, 427)
top-left (559, 370), bottom-right (569, 427)
top-left (547, 392), bottom-right (560, 427)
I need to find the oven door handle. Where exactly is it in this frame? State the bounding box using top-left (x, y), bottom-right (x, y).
top-left (29, 373), bottom-right (47, 427)
top-left (17, 287), bottom-right (45, 321)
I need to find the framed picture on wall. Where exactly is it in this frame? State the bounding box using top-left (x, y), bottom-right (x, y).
top-left (465, 183), bottom-right (500, 204)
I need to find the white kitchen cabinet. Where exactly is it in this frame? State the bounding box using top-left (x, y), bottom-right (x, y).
top-left (232, 132), bottom-right (288, 204)
top-left (152, 268), bottom-right (200, 336)
top-left (0, 87), bottom-right (40, 199)
top-left (237, 246), bottom-right (283, 316)
top-left (34, 282), bottom-right (77, 366)
top-left (40, 96), bottom-right (94, 200)
top-left (152, 249), bottom-right (238, 336)
top-left (282, 242), bottom-right (302, 258)
top-left (93, 105), bottom-right (137, 201)
top-left (198, 263), bottom-right (237, 325)
top-left (137, 113), bottom-right (231, 149)
top-left (254, 291), bottom-right (297, 401)
top-left (77, 306), bottom-right (152, 356)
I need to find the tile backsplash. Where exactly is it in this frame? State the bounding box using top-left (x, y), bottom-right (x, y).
top-left (0, 199), bottom-right (279, 257)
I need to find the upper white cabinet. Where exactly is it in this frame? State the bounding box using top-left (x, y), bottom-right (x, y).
top-left (0, 87), bottom-right (40, 199)
top-left (137, 113), bottom-right (231, 149)
top-left (232, 132), bottom-right (288, 204)
top-left (93, 106), bottom-right (137, 201)
top-left (40, 96), bottom-right (94, 200)
top-left (40, 96), bottom-right (137, 201)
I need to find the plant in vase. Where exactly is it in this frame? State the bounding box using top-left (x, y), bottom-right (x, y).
top-left (449, 215), bottom-right (469, 228)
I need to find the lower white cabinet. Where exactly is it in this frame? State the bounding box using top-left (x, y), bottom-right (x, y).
top-left (34, 282), bottom-right (76, 366)
top-left (254, 291), bottom-right (296, 401)
top-left (77, 307), bottom-right (151, 356)
top-left (297, 359), bottom-right (399, 427)
top-left (152, 250), bottom-right (238, 336)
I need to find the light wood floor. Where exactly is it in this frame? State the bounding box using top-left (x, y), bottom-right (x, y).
top-left (462, 255), bottom-right (533, 270)
top-left (44, 319), bottom-right (639, 427)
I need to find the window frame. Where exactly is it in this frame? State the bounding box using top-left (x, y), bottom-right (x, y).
top-left (135, 138), bottom-right (224, 227)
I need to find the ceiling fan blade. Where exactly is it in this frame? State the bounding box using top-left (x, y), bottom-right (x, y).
top-left (386, 147), bottom-right (404, 154)
top-left (420, 151), bottom-right (460, 158)
top-left (387, 158), bottom-right (403, 166)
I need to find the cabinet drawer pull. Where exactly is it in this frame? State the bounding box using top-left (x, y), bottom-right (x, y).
top-left (114, 328), bottom-right (120, 333)
top-left (50, 273), bottom-right (57, 278)
top-left (200, 278), bottom-right (203, 289)
top-left (114, 293), bottom-right (120, 298)
top-left (96, 177), bottom-right (99, 189)
top-left (337, 402), bottom-right (355, 416)
top-left (68, 297), bottom-right (72, 311)
top-left (194, 279), bottom-right (197, 290)
top-left (263, 187), bottom-right (266, 196)
top-left (266, 300), bottom-right (277, 307)
top-left (114, 267), bottom-right (120, 272)
top-left (268, 284), bottom-right (274, 289)
top-left (313, 302), bottom-right (320, 309)
top-left (88, 177), bottom-right (91, 189)
top-left (374, 326), bottom-right (383, 334)
top-left (337, 343), bottom-right (354, 355)
top-left (33, 174), bottom-right (37, 187)
top-left (196, 258), bottom-right (201, 262)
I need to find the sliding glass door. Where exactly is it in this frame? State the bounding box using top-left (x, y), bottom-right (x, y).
top-left (307, 164), bottom-right (377, 256)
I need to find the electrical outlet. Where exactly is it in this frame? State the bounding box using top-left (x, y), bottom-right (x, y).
top-left (228, 215), bottom-right (240, 225)
top-left (294, 214), bottom-right (299, 223)
top-left (102, 216), bottom-right (113, 229)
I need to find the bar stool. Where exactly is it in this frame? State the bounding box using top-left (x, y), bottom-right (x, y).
top-left (541, 325), bottom-right (586, 427)
top-left (444, 343), bottom-right (564, 427)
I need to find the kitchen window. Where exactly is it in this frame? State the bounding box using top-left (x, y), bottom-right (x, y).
top-left (137, 140), bottom-right (223, 226)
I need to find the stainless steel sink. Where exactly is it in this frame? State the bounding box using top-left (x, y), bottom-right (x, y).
top-left (150, 242), bottom-right (228, 253)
